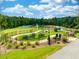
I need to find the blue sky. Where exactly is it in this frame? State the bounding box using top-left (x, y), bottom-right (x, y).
top-left (0, 0), bottom-right (79, 18)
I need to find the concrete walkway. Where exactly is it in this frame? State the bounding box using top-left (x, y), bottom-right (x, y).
top-left (46, 38), bottom-right (79, 59)
top-left (11, 30), bottom-right (42, 39)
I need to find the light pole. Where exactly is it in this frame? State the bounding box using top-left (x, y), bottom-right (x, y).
top-left (47, 26), bottom-right (51, 45)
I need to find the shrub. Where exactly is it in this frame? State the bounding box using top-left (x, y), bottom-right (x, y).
top-left (24, 42), bottom-right (27, 46)
top-left (0, 42), bottom-right (4, 45)
top-left (23, 35), bottom-right (29, 40)
top-left (6, 44), bottom-right (12, 49)
top-left (19, 41), bottom-right (23, 46)
top-left (21, 45), bottom-right (26, 49)
top-left (8, 40), bottom-right (13, 43)
top-left (30, 33), bottom-right (36, 38)
top-left (16, 36), bottom-right (23, 40)
top-left (56, 41), bottom-right (60, 44)
top-left (14, 45), bottom-right (19, 49)
top-left (16, 35), bottom-right (29, 40)
top-left (32, 44), bottom-right (36, 48)
top-left (62, 36), bottom-right (68, 43)
top-left (27, 41), bottom-right (31, 46)
top-left (74, 30), bottom-right (79, 33)
top-left (38, 32), bottom-right (45, 38)
top-left (35, 41), bottom-right (40, 46)
top-left (13, 41), bottom-right (17, 45)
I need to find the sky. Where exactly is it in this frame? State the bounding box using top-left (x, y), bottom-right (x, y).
top-left (0, 0), bottom-right (79, 18)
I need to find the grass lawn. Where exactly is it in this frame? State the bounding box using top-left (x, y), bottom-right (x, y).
top-left (75, 33), bottom-right (79, 37)
top-left (0, 26), bottom-right (37, 34)
top-left (0, 45), bottom-right (63, 59)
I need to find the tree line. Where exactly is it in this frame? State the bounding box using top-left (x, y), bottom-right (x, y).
top-left (0, 14), bottom-right (79, 29)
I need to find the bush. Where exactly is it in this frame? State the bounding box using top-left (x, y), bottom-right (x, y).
top-left (21, 45), bottom-right (26, 49)
top-left (13, 41), bottom-right (17, 45)
top-left (32, 44), bottom-right (36, 48)
top-left (19, 41), bottom-right (23, 46)
top-left (62, 36), bottom-right (68, 43)
top-left (16, 36), bottom-right (23, 40)
top-left (56, 41), bottom-right (60, 44)
top-left (24, 42), bottom-right (27, 46)
top-left (38, 32), bottom-right (45, 38)
top-left (6, 44), bottom-right (12, 49)
top-left (16, 35), bottom-right (30, 40)
top-left (27, 41), bottom-right (31, 46)
top-left (30, 33), bottom-right (36, 38)
top-left (35, 41), bottom-right (40, 46)
top-left (0, 42), bottom-right (4, 45)
top-left (8, 40), bottom-right (13, 43)
top-left (13, 45), bottom-right (19, 49)
top-left (23, 35), bottom-right (29, 40)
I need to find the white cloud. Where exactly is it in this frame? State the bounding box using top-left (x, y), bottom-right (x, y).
top-left (29, 4), bottom-right (51, 11)
top-left (59, 5), bottom-right (79, 13)
top-left (54, 0), bottom-right (64, 3)
top-left (46, 5), bottom-right (79, 16)
top-left (44, 15), bottom-right (55, 19)
top-left (2, 4), bottom-right (33, 16)
top-left (40, 0), bottom-right (78, 4)
top-left (5, 0), bottom-right (16, 1)
top-left (0, 0), bottom-right (16, 3)
top-left (40, 0), bottom-right (65, 4)
top-left (1, 0), bottom-right (78, 18)
top-left (40, 0), bottom-right (50, 3)
top-left (28, 0), bottom-right (79, 18)
top-left (71, 0), bottom-right (77, 4)
top-left (29, 0), bottom-right (65, 11)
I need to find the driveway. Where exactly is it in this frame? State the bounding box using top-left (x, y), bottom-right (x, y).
top-left (46, 38), bottom-right (79, 59)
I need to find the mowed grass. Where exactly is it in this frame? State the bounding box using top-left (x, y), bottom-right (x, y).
top-left (0, 45), bottom-right (63, 59)
top-left (0, 26), bottom-right (37, 34)
top-left (75, 33), bottom-right (79, 37)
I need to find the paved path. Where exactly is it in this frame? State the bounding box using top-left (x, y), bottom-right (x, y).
top-left (46, 38), bottom-right (79, 59)
top-left (0, 45), bottom-right (7, 53)
top-left (11, 30), bottom-right (42, 39)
